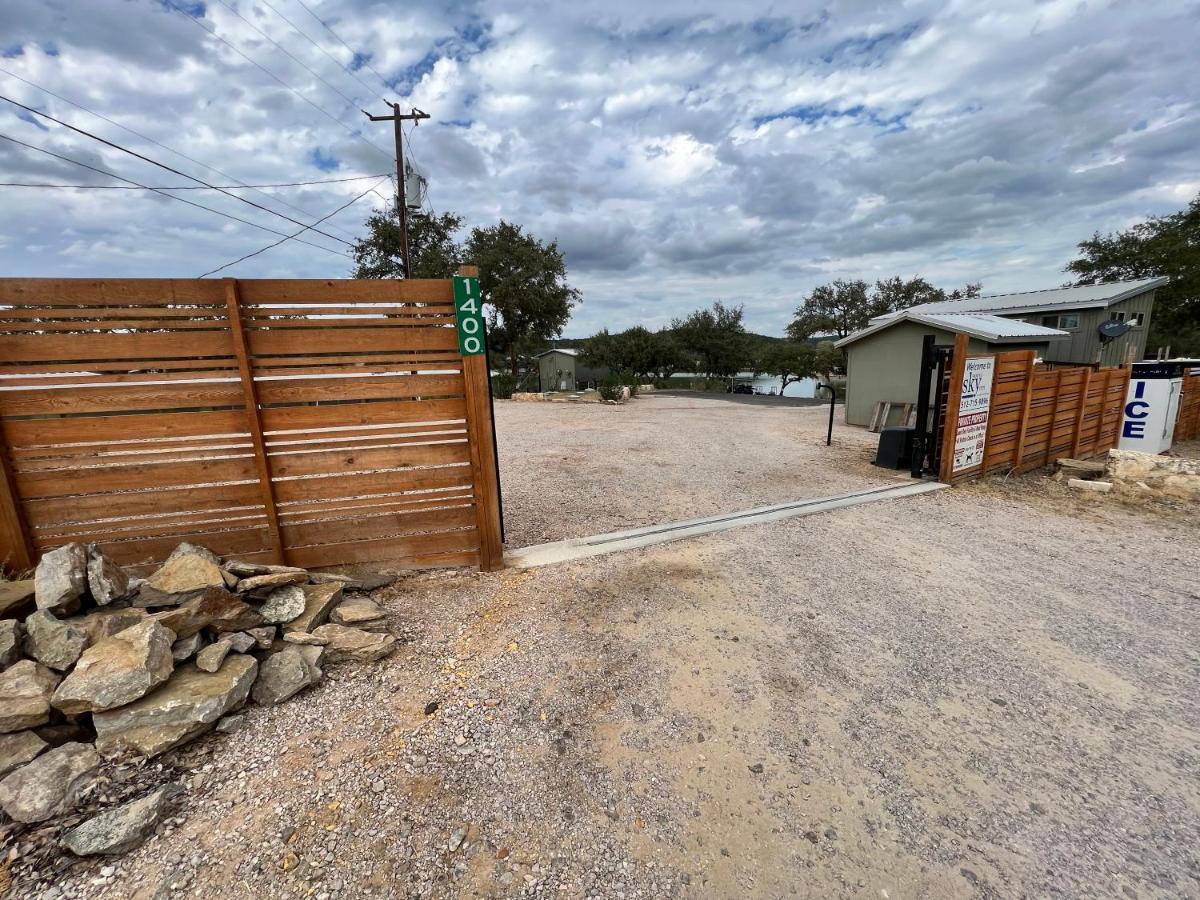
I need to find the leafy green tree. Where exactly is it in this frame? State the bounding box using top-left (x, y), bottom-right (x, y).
top-left (788, 276), bottom-right (984, 340)
top-left (582, 326), bottom-right (687, 382)
top-left (787, 279), bottom-right (877, 341)
top-left (670, 301), bottom-right (749, 379)
top-left (649, 330), bottom-right (689, 381)
top-left (350, 208), bottom-right (464, 279)
top-left (465, 221), bottom-right (580, 376)
top-left (757, 341), bottom-right (819, 395)
top-left (812, 340), bottom-right (843, 379)
top-left (1066, 194), bottom-right (1200, 354)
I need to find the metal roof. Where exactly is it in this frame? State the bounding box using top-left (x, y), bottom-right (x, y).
top-left (534, 348), bottom-right (580, 358)
top-left (903, 276), bottom-right (1167, 316)
top-left (835, 311), bottom-right (1070, 349)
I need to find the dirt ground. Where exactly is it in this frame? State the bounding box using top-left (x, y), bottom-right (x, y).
top-left (37, 394), bottom-right (1200, 900)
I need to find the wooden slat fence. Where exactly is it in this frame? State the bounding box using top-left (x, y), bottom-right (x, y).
top-left (939, 334), bottom-right (1130, 484)
top-left (0, 277), bottom-right (503, 574)
top-left (1175, 368), bottom-right (1200, 443)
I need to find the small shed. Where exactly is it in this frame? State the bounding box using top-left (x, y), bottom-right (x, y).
top-left (835, 311), bottom-right (1069, 426)
top-left (535, 349), bottom-right (609, 392)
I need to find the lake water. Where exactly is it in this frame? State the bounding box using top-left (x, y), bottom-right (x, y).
top-left (676, 372), bottom-right (820, 398)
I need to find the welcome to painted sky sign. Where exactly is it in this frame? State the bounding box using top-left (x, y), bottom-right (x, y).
top-left (952, 356), bottom-right (995, 473)
top-left (452, 275), bottom-right (486, 356)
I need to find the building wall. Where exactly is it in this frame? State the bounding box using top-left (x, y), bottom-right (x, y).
top-left (538, 352), bottom-right (576, 391)
top-left (844, 322), bottom-right (966, 426)
top-left (843, 323), bottom-right (1053, 426)
top-left (1007, 289), bottom-right (1156, 366)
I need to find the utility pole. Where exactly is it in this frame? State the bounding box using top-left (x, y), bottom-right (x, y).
top-left (362, 104), bottom-right (429, 277)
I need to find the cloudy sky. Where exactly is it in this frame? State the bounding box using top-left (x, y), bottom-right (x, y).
top-left (1, 0), bottom-right (1197, 336)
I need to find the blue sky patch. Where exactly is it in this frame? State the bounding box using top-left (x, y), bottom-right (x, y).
top-left (308, 147), bottom-right (340, 172)
top-left (16, 110), bottom-right (50, 131)
top-left (1, 44), bottom-right (23, 58)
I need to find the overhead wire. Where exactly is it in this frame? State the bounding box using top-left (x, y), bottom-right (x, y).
top-left (211, 0), bottom-right (365, 111)
top-left (0, 172), bottom-right (389, 189)
top-left (293, 0), bottom-right (395, 96)
top-left (0, 131), bottom-right (349, 257)
top-left (199, 175), bottom-right (386, 277)
top-left (255, 0), bottom-right (392, 106)
top-left (1, 94), bottom-right (356, 246)
top-left (161, 0), bottom-right (394, 164)
top-left (0, 65), bottom-right (369, 241)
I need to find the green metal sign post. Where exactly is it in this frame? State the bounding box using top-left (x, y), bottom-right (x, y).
top-left (452, 275), bottom-right (486, 356)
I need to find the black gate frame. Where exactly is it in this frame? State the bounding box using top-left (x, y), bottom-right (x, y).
top-left (911, 333), bottom-right (954, 478)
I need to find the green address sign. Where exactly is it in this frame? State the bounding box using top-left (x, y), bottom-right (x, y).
top-left (452, 275), bottom-right (486, 356)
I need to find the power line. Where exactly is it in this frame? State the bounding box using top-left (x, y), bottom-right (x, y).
top-left (161, 0), bottom-right (394, 164)
top-left (0, 172), bottom-right (389, 190)
top-left (0, 131), bottom-right (349, 257)
top-left (294, 0), bottom-right (394, 96)
top-left (1, 94), bottom-right (355, 246)
top-left (212, 0), bottom-right (364, 110)
top-left (0, 65), bottom-right (367, 241)
top-left (255, 0), bottom-right (391, 106)
top-left (199, 176), bottom-right (384, 277)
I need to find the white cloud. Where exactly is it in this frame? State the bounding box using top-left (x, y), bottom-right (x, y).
top-left (0, 0), bottom-right (1196, 337)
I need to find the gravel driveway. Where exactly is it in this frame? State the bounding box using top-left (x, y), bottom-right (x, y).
top-left (36, 398), bottom-right (1200, 900)
top-left (494, 393), bottom-right (901, 547)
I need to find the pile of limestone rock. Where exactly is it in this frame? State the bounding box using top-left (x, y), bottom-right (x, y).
top-left (0, 541), bottom-right (397, 858)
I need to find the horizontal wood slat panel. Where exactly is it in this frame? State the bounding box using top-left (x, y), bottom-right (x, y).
top-left (0, 279), bottom-right (226, 306)
top-left (16, 454), bottom-right (258, 500)
top-left (268, 441), bottom-right (470, 478)
top-left (0, 381), bottom-right (245, 417)
top-left (0, 276), bottom-right (493, 573)
top-left (255, 374), bottom-right (464, 406)
top-left (242, 304), bottom-right (455, 318)
top-left (260, 397), bottom-right (467, 432)
top-left (281, 504), bottom-right (475, 548)
top-left (272, 464), bottom-right (473, 504)
top-left (236, 279), bottom-right (453, 304)
top-left (25, 482), bottom-right (263, 530)
top-left (2, 410), bottom-right (248, 448)
top-left (247, 326), bottom-right (457, 357)
top-left (0, 330), bottom-right (235, 363)
top-left (56, 527), bottom-right (274, 568)
top-left (286, 529), bottom-right (478, 569)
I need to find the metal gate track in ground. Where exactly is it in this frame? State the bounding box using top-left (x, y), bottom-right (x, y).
top-left (505, 480), bottom-right (947, 569)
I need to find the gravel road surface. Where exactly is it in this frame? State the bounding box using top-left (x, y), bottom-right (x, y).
top-left (35, 398), bottom-right (1199, 900)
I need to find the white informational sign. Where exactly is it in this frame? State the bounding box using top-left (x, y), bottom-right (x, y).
top-left (952, 357), bottom-right (995, 472)
top-left (1118, 377), bottom-right (1181, 455)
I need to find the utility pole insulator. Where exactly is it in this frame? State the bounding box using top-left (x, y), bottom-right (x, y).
top-left (363, 105), bottom-right (430, 277)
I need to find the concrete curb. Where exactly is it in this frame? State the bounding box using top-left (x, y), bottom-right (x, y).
top-left (505, 480), bottom-right (948, 569)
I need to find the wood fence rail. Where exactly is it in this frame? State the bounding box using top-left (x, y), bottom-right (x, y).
top-left (0, 276), bottom-right (503, 574)
top-left (1175, 368), bottom-right (1200, 444)
top-left (939, 334), bottom-right (1130, 485)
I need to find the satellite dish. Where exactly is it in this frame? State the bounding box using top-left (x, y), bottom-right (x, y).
top-left (1098, 320), bottom-right (1131, 343)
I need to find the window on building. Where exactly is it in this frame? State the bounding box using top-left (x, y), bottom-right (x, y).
top-left (1041, 313), bottom-right (1080, 329)
top-left (1131, 312), bottom-right (1145, 327)
top-left (1110, 311), bottom-right (1126, 323)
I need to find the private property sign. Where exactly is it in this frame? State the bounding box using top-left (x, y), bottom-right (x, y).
top-left (452, 275), bottom-right (486, 356)
top-left (952, 356), bottom-right (995, 472)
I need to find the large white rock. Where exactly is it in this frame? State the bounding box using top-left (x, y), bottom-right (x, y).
top-left (0, 660), bottom-right (61, 733)
top-left (34, 544), bottom-right (88, 614)
top-left (255, 585), bottom-right (307, 625)
top-left (0, 741), bottom-right (100, 823)
top-left (51, 620), bottom-right (176, 715)
top-left (92, 656), bottom-right (258, 757)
